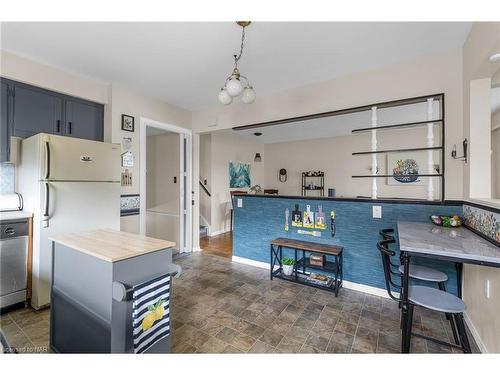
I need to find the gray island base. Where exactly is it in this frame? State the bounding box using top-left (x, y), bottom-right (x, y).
top-left (49, 229), bottom-right (176, 353)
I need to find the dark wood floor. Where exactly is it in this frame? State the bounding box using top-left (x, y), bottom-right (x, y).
top-left (200, 232), bottom-right (232, 258)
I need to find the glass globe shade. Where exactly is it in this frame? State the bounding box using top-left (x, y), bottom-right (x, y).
top-left (218, 88), bottom-right (233, 105)
top-left (241, 86), bottom-right (256, 104)
top-left (226, 78), bottom-right (244, 97)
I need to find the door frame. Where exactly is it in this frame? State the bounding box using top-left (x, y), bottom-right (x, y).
top-left (139, 117), bottom-right (192, 253)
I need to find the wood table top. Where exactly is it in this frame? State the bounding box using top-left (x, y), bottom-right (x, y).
top-left (271, 237), bottom-right (343, 256)
top-left (50, 229), bottom-right (176, 263)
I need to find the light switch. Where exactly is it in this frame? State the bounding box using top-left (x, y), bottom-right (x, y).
top-left (237, 198), bottom-right (243, 208)
top-left (485, 279), bottom-right (491, 299)
top-left (372, 206), bottom-right (382, 219)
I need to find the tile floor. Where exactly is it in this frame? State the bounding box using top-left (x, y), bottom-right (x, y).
top-left (0, 252), bottom-right (479, 354)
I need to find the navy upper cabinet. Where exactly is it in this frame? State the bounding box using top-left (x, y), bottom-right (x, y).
top-left (0, 78), bottom-right (104, 151)
top-left (11, 84), bottom-right (64, 138)
top-left (65, 98), bottom-right (103, 141)
top-left (1, 81), bottom-right (10, 162)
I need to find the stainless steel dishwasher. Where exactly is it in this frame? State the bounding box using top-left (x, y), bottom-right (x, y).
top-left (0, 219), bottom-right (28, 310)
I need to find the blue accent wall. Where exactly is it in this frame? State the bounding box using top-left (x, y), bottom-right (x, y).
top-left (233, 196), bottom-right (462, 295)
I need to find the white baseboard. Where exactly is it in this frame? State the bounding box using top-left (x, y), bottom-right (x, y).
top-left (231, 255), bottom-right (393, 299)
top-left (210, 228), bottom-right (231, 237)
top-left (464, 312), bottom-right (487, 353)
top-left (232, 255), bottom-right (270, 270)
top-left (192, 246), bottom-right (202, 252)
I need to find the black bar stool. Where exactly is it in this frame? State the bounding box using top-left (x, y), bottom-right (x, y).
top-left (379, 229), bottom-right (459, 344)
top-left (377, 239), bottom-right (471, 353)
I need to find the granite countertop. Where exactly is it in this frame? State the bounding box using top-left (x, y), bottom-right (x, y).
top-left (397, 221), bottom-right (500, 265)
top-left (0, 211), bottom-right (33, 221)
top-left (50, 229), bottom-right (176, 263)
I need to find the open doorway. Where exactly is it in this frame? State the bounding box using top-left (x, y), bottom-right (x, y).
top-left (198, 130), bottom-right (264, 258)
top-left (140, 118), bottom-right (192, 254)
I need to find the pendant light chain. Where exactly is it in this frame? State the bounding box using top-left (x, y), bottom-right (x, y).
top-left (234, 26), bottom-right (246, 70)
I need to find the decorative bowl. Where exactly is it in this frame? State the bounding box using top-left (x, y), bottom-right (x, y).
top-left (430, 215), bottom-right (463, 228)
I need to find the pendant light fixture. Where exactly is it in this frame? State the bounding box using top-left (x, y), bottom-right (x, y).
top-left (218, 21), bottom-right (256, 105)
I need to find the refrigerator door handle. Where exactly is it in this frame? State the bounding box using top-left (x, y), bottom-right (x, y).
top-left (42, 182), bottom-right (50, 228)
top-left (45, 141), bottom-right (51, 180)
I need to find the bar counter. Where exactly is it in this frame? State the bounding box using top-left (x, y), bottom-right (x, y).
top-left (232, 194), bottom-right (464, 295)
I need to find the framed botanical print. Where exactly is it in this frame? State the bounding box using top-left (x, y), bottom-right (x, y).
top-left (121, 114), bottom-right (135, 132)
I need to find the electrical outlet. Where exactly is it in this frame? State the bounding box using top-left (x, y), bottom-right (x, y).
top-left (237, 198), bottom-right (243, 208)
top-left (485, 279), bottom-right (491, 299)
top-left (372, 205), bottom-right (382, 219)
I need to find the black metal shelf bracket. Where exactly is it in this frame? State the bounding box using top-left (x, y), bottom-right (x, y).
top-left (351, 119), bottom-right (443, 134)
top-left (352, 146), bottom-right (443, 156)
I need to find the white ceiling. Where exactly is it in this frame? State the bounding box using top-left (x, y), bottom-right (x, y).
top-left (0, 22), bottom-right (472, 110)
top-left (232, 100), bottom-right (441, 144)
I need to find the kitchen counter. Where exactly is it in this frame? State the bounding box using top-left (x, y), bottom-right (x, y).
top-left (398, 221), bottom-right (500, 265)
top-left (0, 211), bottom-right (33, 221)
top-left (50, 228), bottom-right (175, 262)
top-left (50, 229), bottom-right (176, 353)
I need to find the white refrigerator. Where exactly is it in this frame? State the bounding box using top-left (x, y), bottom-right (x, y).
top-left (18, 133), bottom-right (121, 309)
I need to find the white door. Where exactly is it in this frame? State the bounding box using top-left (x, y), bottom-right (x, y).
top-left (178, 134), bottom-right (190, 253)
top-left (41, 134), bottom-right (121, 182)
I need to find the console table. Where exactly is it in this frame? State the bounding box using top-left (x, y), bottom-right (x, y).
top-left (270, 237), bottom-right (343, 296)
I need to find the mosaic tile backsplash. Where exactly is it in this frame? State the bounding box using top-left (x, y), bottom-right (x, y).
top-left (233, 196), bottom-right (462, 295)
top-left (0, 163), bottom-right (15, 194)
top-left (463, 204), bottom-right (500, 244)
top-left (120, 194), bottom-right (140, 216)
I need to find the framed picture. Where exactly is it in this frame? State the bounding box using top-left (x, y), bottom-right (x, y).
top-left (387, 152), bottom-right (426, 185)
top-left (121, 151), bottom-right (134, 167)
top-left (229, 161), bottom-right (251, 188)
top-left (121, 114), bottom-right (135, 132)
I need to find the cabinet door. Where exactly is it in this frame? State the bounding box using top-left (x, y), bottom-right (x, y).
top-left (1, 81), bottom-right (10, 162)
top-left (65, 99), bottom-right (103, 141)
top-left (12, 84), bottom-right (63, 138)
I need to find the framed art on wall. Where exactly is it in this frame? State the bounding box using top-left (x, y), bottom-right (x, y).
top-left (386, 152), bottom-right (426, 185)
top-left (121, 114), bottom-right (135, 132)
top-left (229, 161), bottom-right (251, 188)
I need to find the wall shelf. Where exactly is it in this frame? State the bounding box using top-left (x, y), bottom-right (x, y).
top-left (352, 146), bottom-right (442, 156)
top-left (352, 174), bottom-right (443, 178)
top-left (351, 119), bottom-right (443, 134)
top-left (349, 93), bottom-right (445, 202)
top-left (302, 172), bottom-right (324, 196)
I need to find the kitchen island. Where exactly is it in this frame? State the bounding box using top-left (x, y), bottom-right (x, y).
top-left (49, 229), bottom-right (176, 353)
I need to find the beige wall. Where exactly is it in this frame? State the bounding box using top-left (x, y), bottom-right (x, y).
top-left (209, 131), bottom-right (264, 235)
top-left (193, 49), bottom-right (464, 200)
top-left (146, 132), bottom-right (180, 212)
top-left (263, 127), bottom-right (441, 199)
top-left (492, 110), bottom-right (500, 199)
top-left (462, 22), bottom-right (500, 353)
top-left (0, 50), bottom-right (109, 103)
top-left (145, 132), bottom-right (180, 249)
top-left (199, 133), bottom-right (212, 226)
top-left (109, 85), bottom-right (191, 194)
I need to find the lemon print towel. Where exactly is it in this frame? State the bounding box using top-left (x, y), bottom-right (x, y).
top-left (132, 274), bottom-right (171, 353)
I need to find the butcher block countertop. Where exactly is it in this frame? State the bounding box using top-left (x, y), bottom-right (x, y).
top-left (50, 229), bottom-right (176, 262)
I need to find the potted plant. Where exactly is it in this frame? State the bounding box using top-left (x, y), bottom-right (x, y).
top-left (282, 257), bottom-right (295, 276)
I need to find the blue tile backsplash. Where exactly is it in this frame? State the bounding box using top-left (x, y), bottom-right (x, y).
top-left (233, 196), bottom-right (463, 295)
top-left (0, 164), bottom-right (15, 194)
